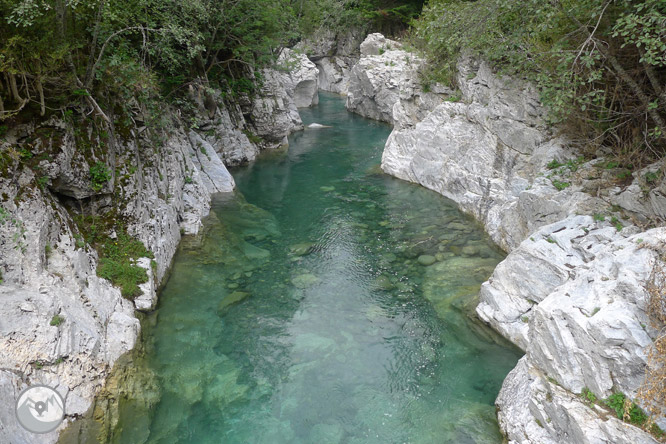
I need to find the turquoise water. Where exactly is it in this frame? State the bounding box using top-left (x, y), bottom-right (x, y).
top-left (110, 93), bottom-right (521, 444)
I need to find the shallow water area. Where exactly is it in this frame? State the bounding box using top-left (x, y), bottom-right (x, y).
top-left (109, 93), bottom-right (521, 444)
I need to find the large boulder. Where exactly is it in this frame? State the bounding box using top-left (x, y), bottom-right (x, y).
top-left (276, 48), bottom-right (319, 108)
top-left (482, 220), bottom-right (664, 443)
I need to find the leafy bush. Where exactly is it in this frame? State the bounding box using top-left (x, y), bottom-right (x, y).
top-left (89, 162), bottom-right (111, 192)
top-left (605, 392), bottom-right (648, 426)
top-left (411, 0), bottom-right (666, 164)
top-left (50, 315), bottom-right (64, 326)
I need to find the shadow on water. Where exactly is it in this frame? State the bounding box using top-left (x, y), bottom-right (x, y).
top-left (72, 93), bottom-right (522, 444)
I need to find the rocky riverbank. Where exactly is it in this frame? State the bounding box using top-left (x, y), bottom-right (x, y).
top-left (0, 52), bottom-right (318, 443)
top-left (337, 33), bottom-right (666, 443)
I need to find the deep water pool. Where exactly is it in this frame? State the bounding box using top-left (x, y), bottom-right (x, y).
top-left (109, 93), bottom-right (521, 444)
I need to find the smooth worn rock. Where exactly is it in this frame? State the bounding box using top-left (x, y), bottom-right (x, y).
top-left (217, 291), bottom-right (250, 314)
top-left (347, 32), bottom-right (666, 444)
top-left (480, 217), bottom-right (663, 443)
top-left (250, 67), bottom-right (304, 148)
top-left (276, 48), bottom-right (320, 108)
top-left (379, 55), bottom-right (610, 251)
top-left (417, 255), bottom-right (436, 266)
top-left (346, 34), bottom-right (446, 126)
top-left (297, 28), bottom-right (364, 95)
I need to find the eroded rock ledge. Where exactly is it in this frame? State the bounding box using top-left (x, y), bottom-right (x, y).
top-left (0, 56), bottom-right (317, 443)
top-left (346, 33), bottom-right (666, 443)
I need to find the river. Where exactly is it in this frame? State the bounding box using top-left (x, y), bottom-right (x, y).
top-left (107, 93), bottom-right (521, 444)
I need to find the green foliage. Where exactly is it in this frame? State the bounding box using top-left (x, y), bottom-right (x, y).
top-left (604, 392), bottom-right (649, 426)
top-left (297, 0), bottom-right (423, 37)
top-left (0, 0), bottom-right (320, 123)
top-left (547, 159), bottom-right (565, 170)
top-left (37, 175), bottom-right (49, 189)
top-left (242, 129), bottom-right (263, 144)
top-left (49, 314), bottom-right (64, 326)
top-left (593, 213), bottom-right (606, 222)
top-left (97, 228), bottom-right (154, 300)
top-left (552, 180), bottom-right (571, 191)
top-left (546, 237), bottom-right (556, 244)
top-left (89, 162), bottom-right (111, 192)
top-left (611, 216), bottom-right (623, 231)
top-left (582, 387), bottom-right (597, 404)
top-left (644, 171), bottom-right (660, 183)
top-left (411, 0), bottom-right (666, 161)
top-left (184, 176), bottom-right (193, 184)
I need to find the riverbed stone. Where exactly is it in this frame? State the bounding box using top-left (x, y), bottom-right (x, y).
top-left (290, 242), bottom-right (314, 256)
top-left (417, 255), bottom-right (436, 266)
top-left (217, 291), bottom-right (250, 314)
top-left (292, 273), bottom-right (321, 289)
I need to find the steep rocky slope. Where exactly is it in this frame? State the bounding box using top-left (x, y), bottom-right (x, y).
top-left (346, 33), bottom-right (666, 443)
top-left (297, 29), bottom-right (365, 95)
top-left (0, 57), bottom-right (317, 443)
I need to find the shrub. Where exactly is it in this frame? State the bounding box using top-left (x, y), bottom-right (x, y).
top-left (639, 261), bottom-right (666, 433)
top-left (411, 0), bottom-right (666, 164)
top-left (551, 180), bottom-right (571, 191)
top-left (89, 162), bottom-right (111, 192)
top-left (582, 387), bottom-right (597, 404)
top-left (50, 314), bottom-right (64, 326)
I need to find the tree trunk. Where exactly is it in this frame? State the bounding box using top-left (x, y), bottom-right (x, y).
top-left (85, 0), bottom-right (106, 89)
top-left (36, 77), bottom-right (45, 116)
top-left (9, 74), bottom-right (20, 103)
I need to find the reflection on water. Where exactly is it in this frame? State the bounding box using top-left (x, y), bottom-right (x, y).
top-left (110, 93), bottom-right (521, 444)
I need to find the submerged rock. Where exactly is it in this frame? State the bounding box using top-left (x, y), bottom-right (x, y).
top-left (217, 291), bottom-right (250, 314)
top-left (290, 242), bottom-right (315, 256)
top-left (373, 275), bottom-right (395, 290)
top-left (417, 255), bottom-right (436, 266)
top-left (292, 273), bottom-right (320, 289)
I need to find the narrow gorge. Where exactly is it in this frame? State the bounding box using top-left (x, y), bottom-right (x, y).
top-left (1, 2), bottom-right (665, 444)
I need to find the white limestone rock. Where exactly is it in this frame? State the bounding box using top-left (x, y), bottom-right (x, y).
top-left (277, 48), bottom-right (320, 108)
top-left (315, 56), bottom-right (354, 95)
top-left (498, 358), bottom-right (660, 444)
top-left (297, 28), bottom-right (364, 95)
top-left (479, 216), bottom-right (664, 443)
top-left (346, 34), bottom-right (444, 125)
top-left (250, 67), bottom-right (304, 148)
top-left (187, 131), bottom-right (236, 194)
top-left (0, 107), bottom-right (239, 443)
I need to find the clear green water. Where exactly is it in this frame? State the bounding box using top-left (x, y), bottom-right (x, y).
top-left (111, 93), bottom-right (521, 444)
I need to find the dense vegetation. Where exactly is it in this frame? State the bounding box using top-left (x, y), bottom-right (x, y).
top-left (0, 0), bottom-right (422, 126)
top-left (412, 0), bottom-right (666, 165)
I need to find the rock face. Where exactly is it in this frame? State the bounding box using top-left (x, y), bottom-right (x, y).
top-left (346, 33), bottom-right (666, 444)
top-left (380, 55), bottom-right (603, 251)
top-left (0, 50), bottom-right (314, 442)
top-left (345, 33), bottom-right (448, 128)
top-left (485, 219), bottom-right (664, 444)
top-left (276, 48), bottom-right (320, 108)
top-left (297, 29), bottom-right (365, 95)
top-left (185, 50), bottom-right (318, 166)
top-left (0, 109), bottom-right (236, 443)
